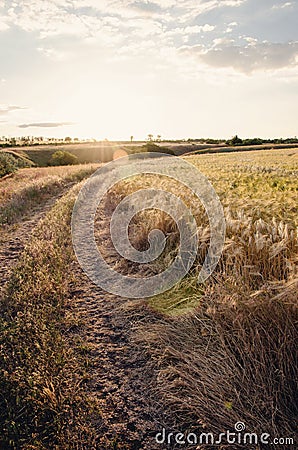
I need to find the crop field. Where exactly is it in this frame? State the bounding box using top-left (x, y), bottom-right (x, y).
top-left (0, 148), bottom-right (297, 449)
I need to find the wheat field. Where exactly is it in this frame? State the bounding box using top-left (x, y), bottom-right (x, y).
top-left (0, 148), bottom-right (297, 449)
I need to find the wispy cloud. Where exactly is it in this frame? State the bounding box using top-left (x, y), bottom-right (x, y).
top-left (129, 1), bottom-right (163, 14)
top-left (2, 0), bottom-right (296, 71)
top-left (0, 105), bottom-right (26, 115)
top-left (272, 2), bottom-right (293, 10)
top-left (0, 19), bottom-right (9, 31)
top-left (18, 122), bottom-right (74, 129)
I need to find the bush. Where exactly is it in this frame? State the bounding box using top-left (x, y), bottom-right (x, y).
top-left (50, 150), bottom-right (79, 166)
top-left (228, 135), bottom-right (243, 146)
top-left (0, 153), bottom-right (17, 177)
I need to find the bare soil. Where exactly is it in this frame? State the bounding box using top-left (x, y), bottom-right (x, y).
top-left (69, 268), bottom-right (168, 449)
top-left (67, 202), bottom-right (170, 449)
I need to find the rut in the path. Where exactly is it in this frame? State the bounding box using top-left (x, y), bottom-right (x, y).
top-left (69, 266), bottom-right (170, 450)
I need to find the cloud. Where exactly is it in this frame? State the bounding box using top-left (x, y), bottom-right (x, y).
top-left (1, 0), bottom-right (246, 41)
top-left (1, 0), bottom-right (298, 79)
top-left (272, 2), bottom-right (293, 9)
top-left (185, 24), bottom-right (215, 33)
top-left (181, 41), bottom-right (298, 74)
top-left (129, 1), bottom-right (162, 14)
top-left (18, 122), bottom-right (74, 128)
top-left (0, 105), bottom-right (26, 115)
top-left (37, 46), bottom-right (68, 61)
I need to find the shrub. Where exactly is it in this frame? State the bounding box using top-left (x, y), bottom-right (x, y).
top-left (0, 152), bottom-right (33, 178)
top-left (50, 150), bottom-right (79, 166)
top-left (0, 153), bottom-right (17, 177)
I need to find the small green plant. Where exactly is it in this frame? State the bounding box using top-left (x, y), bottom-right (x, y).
top-left (50, 150), bottom-right (79, 166)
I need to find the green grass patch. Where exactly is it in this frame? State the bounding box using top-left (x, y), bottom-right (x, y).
top-left (148, 276), bottom-right (203, 316)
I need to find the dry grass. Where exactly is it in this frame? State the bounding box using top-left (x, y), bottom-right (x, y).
top-left (98, 148), bottom-right (297, 313)
top-left (97, 148), bottom-right (297, 447)
top-left (0, 164), bottom-right (99, 225)
top-left (132, 284), bottom-right (297, 446)
top-left (0, 184), bottom-right (98, 449)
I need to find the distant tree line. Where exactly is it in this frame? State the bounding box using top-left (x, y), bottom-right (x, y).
top-left (226, 135), bottom-right (298, 146)
top-left (1, 134), bottom-right (298, 149)
top-left (185, 136), bottom-right (298, 146)
top-left (0, 136), bottom-right (83, 148)
top-left (146, 136), bottom-right (298, 146)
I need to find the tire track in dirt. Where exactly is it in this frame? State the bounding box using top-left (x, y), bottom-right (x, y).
top-left (69, 263), bottom-right (170, 449)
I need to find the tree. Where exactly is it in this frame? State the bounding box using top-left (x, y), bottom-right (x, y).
top-left (147, 134), bottom-right (153, 141)
top-left (64, 136), bottom-right (72, 143)
top-left (229, 135), bottom-right (243, 146)
top-left (50, 150), bottom-right (79, 166)
top-left (156, 135), bottom-right (161, 142)
top-left (130, 135), bottom-right (134, 142)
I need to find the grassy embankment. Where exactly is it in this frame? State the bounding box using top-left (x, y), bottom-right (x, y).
top-left (0, 183), bottom-right (100, 449)
top-left (0, 164), bottom-right (99, 225)
top-left (0, 165), bottom-right (103, 448)
top-left (10, 143), bottom-right (143, 167)
top-left (8, 141), bottom-right (298, 167)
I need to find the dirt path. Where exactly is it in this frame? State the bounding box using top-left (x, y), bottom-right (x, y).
top-left (68, 206), bottom-right (170, 449)
top-left (70, 271), bottom-right (167, 449)
top-left (0, 182), bottom-right (76, 298)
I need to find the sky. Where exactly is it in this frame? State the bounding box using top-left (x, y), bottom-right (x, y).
top-left (0, 0), bottom-right (297, 140)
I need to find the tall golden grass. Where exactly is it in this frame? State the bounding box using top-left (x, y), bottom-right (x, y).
top-left (97, 149), bottom-right (297, 446)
